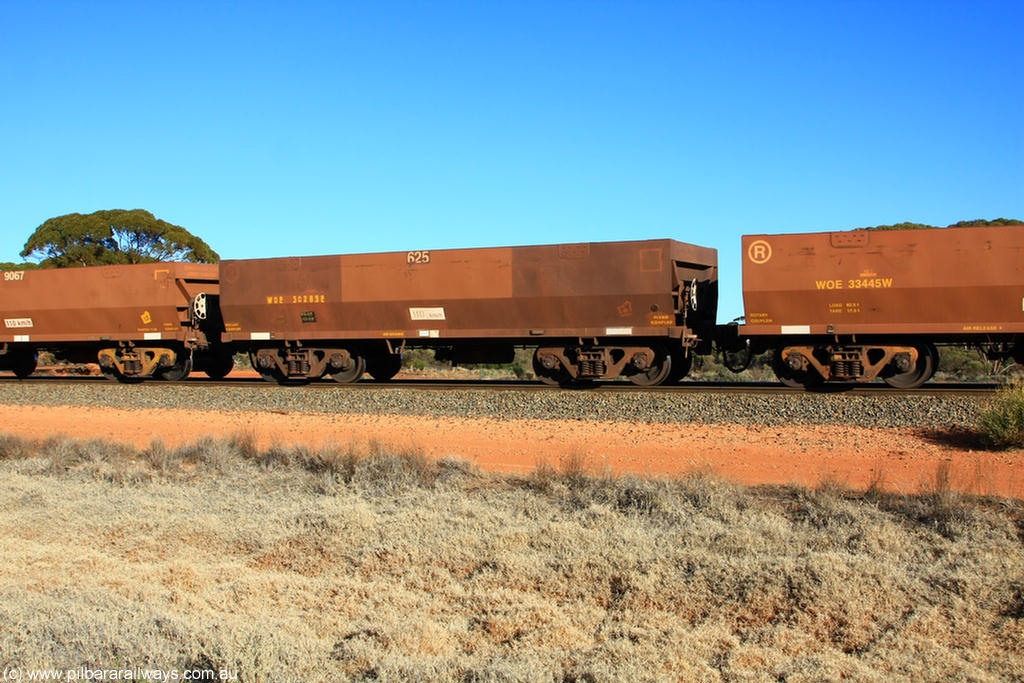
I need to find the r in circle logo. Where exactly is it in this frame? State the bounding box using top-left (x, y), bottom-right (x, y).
top-left (747, 240), bottom-right (772, 264)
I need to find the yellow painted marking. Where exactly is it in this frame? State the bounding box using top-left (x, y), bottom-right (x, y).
top-left (648, 313), bottom-right (674, 326)
top-left (815, 277), bottom-right (893, 290)
top-left (748, 240), bottom-right (772, 264)
top-left (266, 293), bottom-right (325, 304)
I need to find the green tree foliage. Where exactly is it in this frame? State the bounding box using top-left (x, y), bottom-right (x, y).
top-left (860, 218), bottom-right (1022, 231)
top-left (948, 217), bottom-right (1022, 227)
top-left (860, 221), bottom-right (935, 231)
top-left (0, 262), bottom-right (38, 271)
top-left (20, 209), bottom-right (219, 268)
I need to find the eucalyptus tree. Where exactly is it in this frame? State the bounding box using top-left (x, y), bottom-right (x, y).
top-left (21, 209), bottom-right (218, 267)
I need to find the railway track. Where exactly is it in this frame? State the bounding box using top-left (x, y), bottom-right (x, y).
top-left (2, 374), bottom-right (1001, 397)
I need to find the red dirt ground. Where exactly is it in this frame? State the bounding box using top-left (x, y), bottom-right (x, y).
top-left (3, 397), bottom-right (1022, 497)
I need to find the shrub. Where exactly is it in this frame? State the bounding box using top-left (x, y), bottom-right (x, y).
top-left (977, 383), bottom-right (1024, 448)
top-left (0, 434), bottom-right (31, 460)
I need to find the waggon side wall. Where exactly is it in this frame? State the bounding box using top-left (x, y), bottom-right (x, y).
top-left (740, 225), bottom-right (1024, 339)
top-left (219, 239), bottom-right (718, 345)
top-left (0, 263), bottom-right (219, 344)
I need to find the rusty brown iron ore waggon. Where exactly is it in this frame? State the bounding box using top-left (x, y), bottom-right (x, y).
top-left (737, 224), bottom-right (1024, 388)
top-left (0, 262), bottom-right (232, 381)
top-left (2, 227), bottom-right (1022, 388)
top-left (218, 239), bottom-right (719, 385)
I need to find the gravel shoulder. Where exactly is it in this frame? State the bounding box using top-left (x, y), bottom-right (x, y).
top-left (1, 379), bottom-right (1021, 497)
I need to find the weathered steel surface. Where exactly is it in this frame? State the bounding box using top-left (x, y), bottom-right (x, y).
top-left (741, 225), bottom-right (1024, 338)
top-left (0, 262), bottom-right (219, 344)
top-left (220, 239), bottom-right (718, 344)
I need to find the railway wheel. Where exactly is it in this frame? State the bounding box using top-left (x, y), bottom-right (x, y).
top-left (772, 348), bottom-right (824, 389)
top-left (251, 352), bottom-right (282, 383)
top-left (8, 350), bottom-right (37, 379)
top-left (924, 343), bottom-right (939, 382)
top-left (882, 344), bottom-right (936, 389)
top-left (666, 351), bottom-right (693, 384)
top-left (262, 369), bottom-right (309, 385)
top-left (722, 345), bottom-right (753, 373)
top-left (532, 350), bottom-right (569, 386)
top-left (330, 355), bottom-right (366, 383)
top-left (156, 354), bottom-right (193, 382)
top-left (100, 365), bottom-right (145, 384)
top-left (628, 346), bottom-right (674, 386)
top-left (367, 354), bottom-right (402, 381)
top-left (199, 351), bottom-right (235, 380)
top-left (256, 368), bottom-right (281, 383)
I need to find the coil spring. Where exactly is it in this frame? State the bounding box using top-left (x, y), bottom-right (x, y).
top-left (831, 360), bottom-right (863, 379)
top-left (578, 359), bottom-right (606, 377)
top-left (286, 352), bottom-right (311, 376)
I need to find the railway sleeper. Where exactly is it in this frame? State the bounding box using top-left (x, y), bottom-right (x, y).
top-left (778, 344), bottom-right (922, 384)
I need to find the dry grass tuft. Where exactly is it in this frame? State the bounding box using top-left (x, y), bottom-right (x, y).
top-left (815, 473), bottom-right (853, 498)
top-left (228, 427), bottom-right (260, 460)
top-left (558, 449), bottom-right (591, 481)
top-left (0, 433), bottom-right (31, 460)
top-left (0, 432), bottom-right (1021, 682)
top-left (921, 461), bottom-right (969, 539)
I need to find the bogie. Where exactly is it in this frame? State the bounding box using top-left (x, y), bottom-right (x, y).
top-left (770, 342), bottom-right (941, 388)
top-left (250, 346), bottom-right (366, 384)
top-left (532, 343), bottom-right (691, 387)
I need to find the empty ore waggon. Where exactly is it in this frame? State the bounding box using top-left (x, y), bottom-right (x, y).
top-left (1, 224), bottom-right (1022, 388)
top-left (738, 224), bottom-right (1024, 387)
top-left (218, 239), bottom-right (719, 385)
top-left (0, 262), bottom-right (230, 381)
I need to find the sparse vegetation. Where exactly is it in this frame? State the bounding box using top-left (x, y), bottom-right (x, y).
top-left (400, 347), bottom-right (535, 380)
top-left (0, 434), bottom-right (1021, 682)
top-left (859, 217), bottom-right (1022, 231)
top-left (935, 345), bottom-right (1023, 383)
top-left (977, 383), bottom-right (1024, 448)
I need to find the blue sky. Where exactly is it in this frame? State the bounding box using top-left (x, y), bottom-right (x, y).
top-left (1, 1), bottom-right (1021, 319)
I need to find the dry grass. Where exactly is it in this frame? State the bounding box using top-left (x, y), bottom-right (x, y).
top-left (0, 432), bottom-right (1022, 682)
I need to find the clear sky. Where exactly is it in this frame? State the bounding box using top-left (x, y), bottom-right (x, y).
top-left (1, 0), bottom-right (1021, 320)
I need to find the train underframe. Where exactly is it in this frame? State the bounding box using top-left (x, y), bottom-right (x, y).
top-left (248, 342), bottom-right (403, 384)
top-left (6, 335), bottom-right (1021, 389)
top-left (530, 341), bottom-right (694, 386)
top-left (0, 341), bottom-right (235, 383)
top-left (732, 335), bottom-right (1023, 389)
top-left (92, 342), bottom-right (235, 383)
top-left (243, 334), bottom-right (703, 387)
